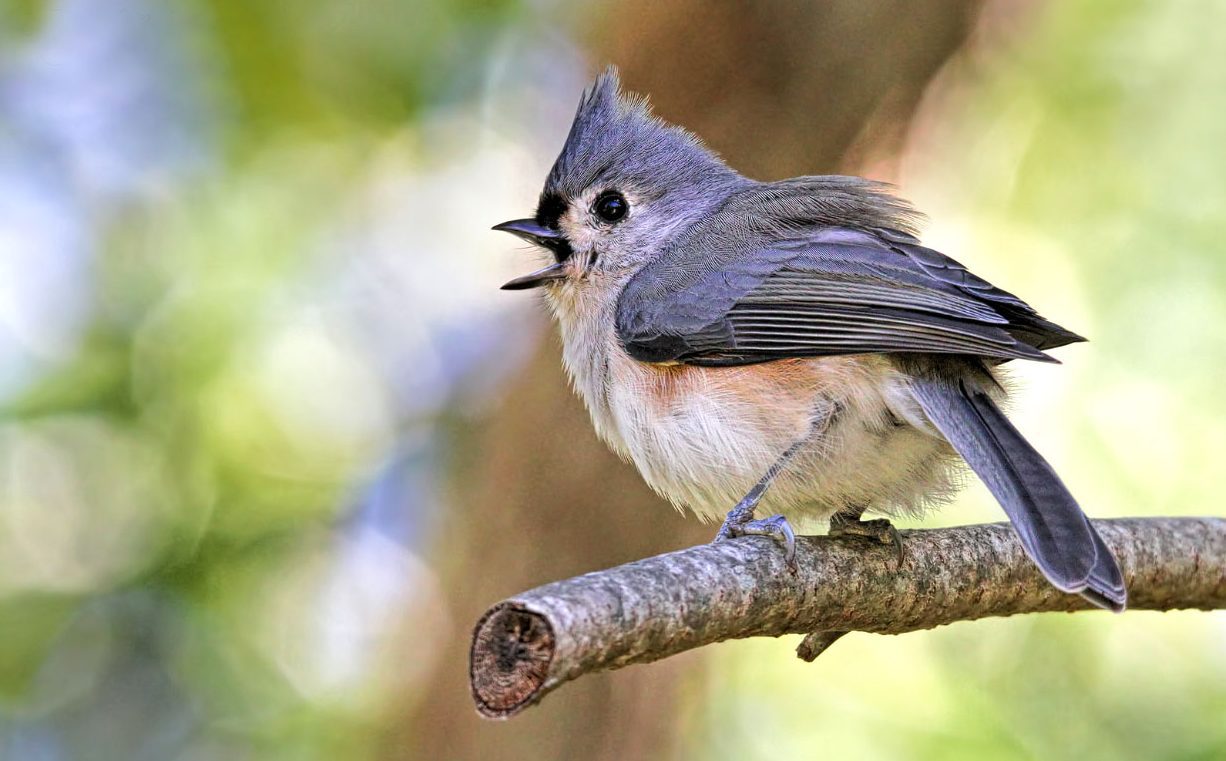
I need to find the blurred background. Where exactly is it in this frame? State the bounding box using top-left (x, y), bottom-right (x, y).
top-left (0, 0), bottom-right (1223, 758)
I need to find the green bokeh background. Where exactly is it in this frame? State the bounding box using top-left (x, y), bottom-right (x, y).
top-left (0, 1), bottom-right (1222, 759)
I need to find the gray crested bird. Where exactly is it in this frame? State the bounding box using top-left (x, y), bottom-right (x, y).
top-left (494, 67), bottom-right (1126, 611)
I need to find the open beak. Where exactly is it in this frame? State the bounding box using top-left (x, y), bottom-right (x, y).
top-left (499, 262), bottom-right (566, 290)
top-left (493, 218), bottom-right (569, 290)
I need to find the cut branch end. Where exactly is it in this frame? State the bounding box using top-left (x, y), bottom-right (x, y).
top-left (470, 603), bottom-right (555, 719)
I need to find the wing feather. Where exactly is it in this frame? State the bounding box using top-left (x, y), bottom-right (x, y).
top-left (615, 226), bottom-right (1082, 366)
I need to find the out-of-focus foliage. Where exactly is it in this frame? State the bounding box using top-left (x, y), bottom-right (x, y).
top-left (0, 0), bottom-right (1222, 759)
top-left (691, 2), bottom-right (1226, 760)
top-left (0, 0), bottom-right (574, 758)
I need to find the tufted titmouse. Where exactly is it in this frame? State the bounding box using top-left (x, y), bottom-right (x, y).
top-left (494, 68), bottom-right (1126, 611)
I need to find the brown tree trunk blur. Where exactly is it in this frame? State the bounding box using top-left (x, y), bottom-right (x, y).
top-left (395, 1), bottom-right (983, 759)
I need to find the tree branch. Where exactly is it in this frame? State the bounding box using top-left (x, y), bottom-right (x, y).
top-left (469, 517), bottom-right (1226, 718)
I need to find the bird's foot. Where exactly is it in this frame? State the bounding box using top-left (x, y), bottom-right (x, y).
top-left (714, 504), bottom-right (797, 571)
top-left (828, 513), bottom-right (903, 564)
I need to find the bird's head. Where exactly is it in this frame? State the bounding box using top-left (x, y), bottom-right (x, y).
top-left (495, 67), bottom-right (742, 292)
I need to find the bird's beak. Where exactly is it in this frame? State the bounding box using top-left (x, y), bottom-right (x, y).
top-left (493, 218), bottom-right (562, 248)
top-left (500, 262), bottom-right (567, 290)
top-left (493, 218), bottom-right (570, 290)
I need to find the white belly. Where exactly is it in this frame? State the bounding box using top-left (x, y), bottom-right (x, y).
top-left (603, 350), bottom-right (959, 524)
top-left (549, 288), bottom-right (960, 526)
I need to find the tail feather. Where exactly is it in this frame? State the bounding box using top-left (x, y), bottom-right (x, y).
top-left (909, 374), bottom-right (1126, 611)
top-left (1082, 515), bottom-right (1128, 611)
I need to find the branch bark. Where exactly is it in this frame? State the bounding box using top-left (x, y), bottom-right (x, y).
top-left (470, 517), bottom-right (1226, 719)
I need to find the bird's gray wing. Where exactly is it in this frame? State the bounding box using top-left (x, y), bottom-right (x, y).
top-left (615, 227), bottom-right (1083, 366)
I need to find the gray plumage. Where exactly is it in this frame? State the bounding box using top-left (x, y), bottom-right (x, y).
top-left (906, 363), bottom-right (1126, 610)
top-left (539, 72), bottom-right (740, 229)
top-left (617, 221), bottom-right (1084, 366)
top-left (496, 67), bottom-right (1127, 611)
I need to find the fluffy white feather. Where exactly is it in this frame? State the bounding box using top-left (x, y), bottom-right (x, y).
top-left (547, 280), bottom-right (964, 527)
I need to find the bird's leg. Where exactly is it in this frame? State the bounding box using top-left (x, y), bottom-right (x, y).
top-left (713, 437), bottom-right (806, 571)
top-left (828, 505), bottom-right (903, 562)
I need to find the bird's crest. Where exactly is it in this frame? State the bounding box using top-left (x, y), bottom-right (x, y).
top-left (538, 67), bottom-right (729, 222)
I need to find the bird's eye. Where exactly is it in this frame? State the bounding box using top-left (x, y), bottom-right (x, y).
top-left (593, 191), bottom-right (628, 223)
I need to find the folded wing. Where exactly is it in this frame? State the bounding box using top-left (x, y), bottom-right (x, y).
top-left (616, 227), bottom-right (1083, 367)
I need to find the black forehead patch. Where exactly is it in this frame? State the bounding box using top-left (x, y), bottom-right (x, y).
top-left (535, 192), bottom-right (567, 230)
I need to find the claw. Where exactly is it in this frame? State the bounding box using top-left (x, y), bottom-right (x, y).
top-left (738, 514), bottom-right (798, 572)
top-left (713, 506), bottom-right (798, 572)
top-left (713, 501), bottom-right (755, 544)
top-left (829, 514), bottom-right (904, 564)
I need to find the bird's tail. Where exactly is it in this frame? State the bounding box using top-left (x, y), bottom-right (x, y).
top-left (908, 373), bottom-right (1127, 611)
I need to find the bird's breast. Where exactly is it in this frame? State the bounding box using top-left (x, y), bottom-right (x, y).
top-left (603, 351), bottom-right (920, 513)
top-left (548, 286), bottom-right (951, 520)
